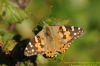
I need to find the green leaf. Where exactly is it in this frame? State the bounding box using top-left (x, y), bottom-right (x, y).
top-left (20, 62), bottom-right (25, 66)
top-left (37, 54), bottom-right (48, 64)
top-left (0, 0), bottom-right (27, 23)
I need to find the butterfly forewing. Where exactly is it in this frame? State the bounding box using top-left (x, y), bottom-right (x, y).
top-left (24, 41), bottom-right (37, 56)
top-left (64, 26), bottom-right (83, 43)
top-left (24, 30), bottom-right (45, 56)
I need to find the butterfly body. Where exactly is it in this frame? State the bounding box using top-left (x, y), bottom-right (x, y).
top-left (24, 25), bottom-right (83, 57)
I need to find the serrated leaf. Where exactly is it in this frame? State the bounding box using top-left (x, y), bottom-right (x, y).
top-left (0, 0), bottom-right (27, 23)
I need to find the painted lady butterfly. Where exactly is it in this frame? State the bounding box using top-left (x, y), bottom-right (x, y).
top-left (24, 24), bottom-right (83, 57)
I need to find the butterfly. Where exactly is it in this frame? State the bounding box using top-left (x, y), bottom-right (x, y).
top-left (24, 24), bottom-right (83, 57)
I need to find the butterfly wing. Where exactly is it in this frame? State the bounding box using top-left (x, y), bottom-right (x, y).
top-left (57, 26), bottom-right (83, 53)
top-left (24, 25), bottom-right (83, 57)
top-left (24, 40), bottom-right (37, 56)
top-left (24, 30), bottom-right (45, 56)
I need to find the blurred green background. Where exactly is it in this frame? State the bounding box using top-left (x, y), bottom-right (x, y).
top-left (0, 0), bottom-right (100, 66)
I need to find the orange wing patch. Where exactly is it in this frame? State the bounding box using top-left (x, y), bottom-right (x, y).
top-left (63, 31), bottom-right (72, 41)
top-left (58, 26), bottom-right (73, 42)
top-left (57, 44), bottom-right (70, 53)
top-left (34, 36), bottom-right (44, 53)
top-left (45, 48), bottom-right (56, 57)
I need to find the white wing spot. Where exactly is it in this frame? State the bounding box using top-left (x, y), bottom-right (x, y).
top-left (78, 27), bottom-right (80, 30)
top-left (71, 26), bottom-right (74, 31)
top-left (25, 47), bottom-right (28, 50)
top-left (29, 42), bottom-right (33, 47)
top-left (74, 33), bottom-right (77, 36)
top-left (35, 36), bottom-right (38, 42)
top-left (32, 49), bottom-right (34, 52)
top-left (62, 26), bottom-right (66, 31)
